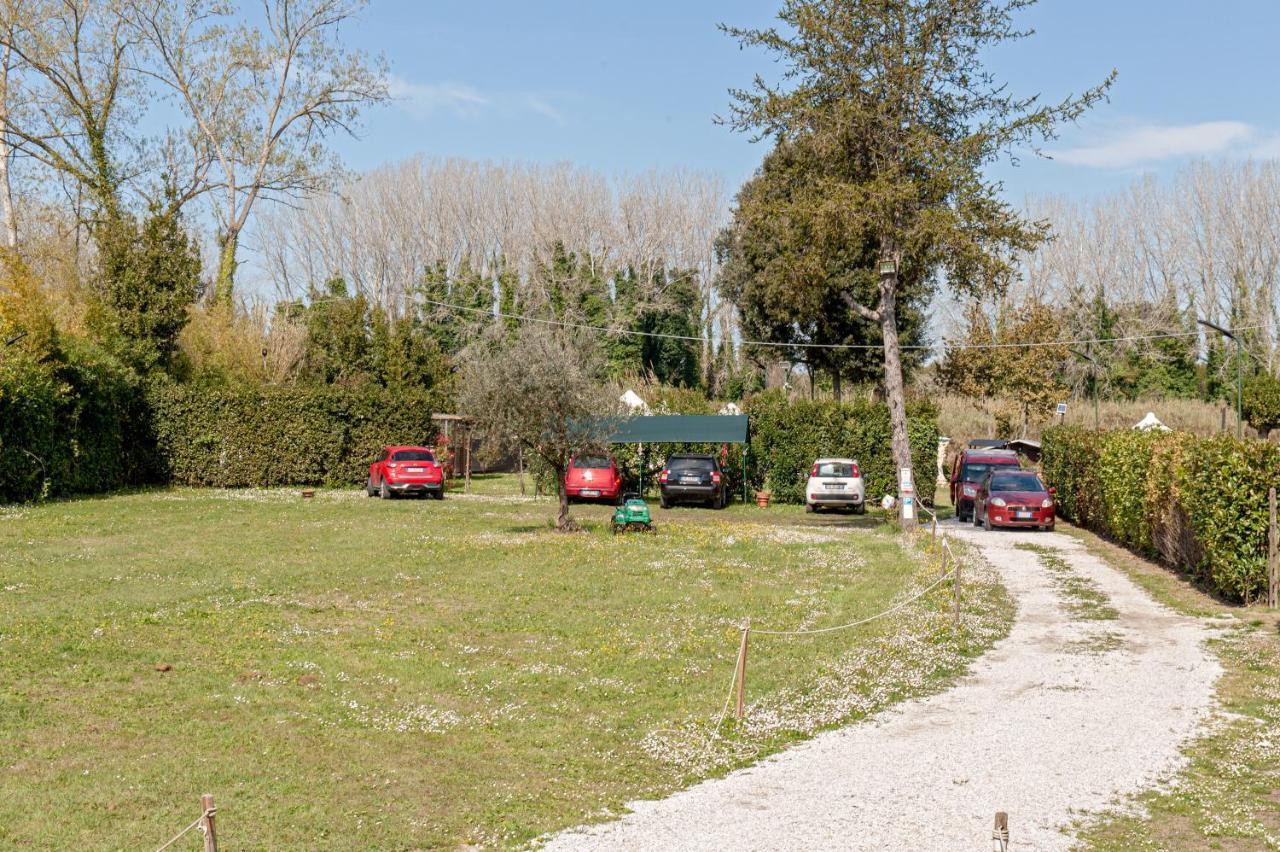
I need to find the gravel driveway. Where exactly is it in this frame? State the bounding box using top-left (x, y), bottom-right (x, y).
top-left (544, 523), bottom-right (1221, 851)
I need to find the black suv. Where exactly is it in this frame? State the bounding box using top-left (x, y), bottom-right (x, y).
top-left (659, 453), bottom-right (727, 509)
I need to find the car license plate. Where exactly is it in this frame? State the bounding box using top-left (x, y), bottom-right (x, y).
top-left (581, 489), bottom-right (600, 497)
top-left (681, 476), bottom-right (698, 483)
top-left (823, 482), bottom-right (845, 489)
top-left (1014, 511), bottom-right (1033, 519)
top-left (407, 467), bottom-right (425, 473)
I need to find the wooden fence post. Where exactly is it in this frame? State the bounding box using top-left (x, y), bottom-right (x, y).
top-left (940, 534), bottom-right (948, 581)
top-left (200, 794), bottom-right (217, 852)
top-left (992, 811), bottom-right (1009, 851)
top-left (734, 619), bottom-right (750, 722)
top-left (1269, 487), bottom-right (1278, 609)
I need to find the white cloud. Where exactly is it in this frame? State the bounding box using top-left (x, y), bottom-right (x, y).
top-left (388, 76), bottom-right (491, 117)
top-left (388, 75), bottom-right (567, 125)
top-left (522, 95), bottom-right (566, 127)
top-left (1051, 121), bottom-right (1255, 168)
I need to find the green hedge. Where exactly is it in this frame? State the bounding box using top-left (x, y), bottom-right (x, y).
top-left (148, 382), bottom-right (452, 488)
top-left (0, 344), bottom-right (157, 503)
top-left (1043, 426), bottom-right (1280, 603)
top-left (743, 390), bottom-right (940, 505)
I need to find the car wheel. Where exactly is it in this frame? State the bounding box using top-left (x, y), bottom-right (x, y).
top-left (379, 480), bottom-right (391, 500)
top-left (434, 489), bottom-right (445, 500)
top-left (659, 495), bottom-right (669, 510)
top-left (805, 503), bottom-right (814, 513)
top-left (983, 511), bottom-right (993, 531)
top-left (366, 477), bottom-right (377, 497)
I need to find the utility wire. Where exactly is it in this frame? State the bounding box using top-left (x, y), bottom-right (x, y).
top-left (415, 297), bottom-right (1262, 353)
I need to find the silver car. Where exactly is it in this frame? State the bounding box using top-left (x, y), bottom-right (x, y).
top-left (806, 458), bottom-right (866, 513)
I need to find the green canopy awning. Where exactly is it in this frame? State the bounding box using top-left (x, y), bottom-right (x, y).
top-left (608, 415), bottom-right (748, 444)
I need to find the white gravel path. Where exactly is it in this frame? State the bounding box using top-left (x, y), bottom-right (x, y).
top-left (544, 522), bottom-right (1222, 851)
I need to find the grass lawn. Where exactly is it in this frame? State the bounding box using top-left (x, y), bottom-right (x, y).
top-left (0, 480), bottom-right (1007, 848)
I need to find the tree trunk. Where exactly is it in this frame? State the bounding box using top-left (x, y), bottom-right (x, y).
top-left (831, 368), bottom-right (843, 402)
top-left (0, 41), bottom-right (16, 248)
top-left (214, 229), bottom-right (239, 306)
top-left (879, 267), bottom-right (914, 503)
top-left (555, 464), bottom-right (572, 530)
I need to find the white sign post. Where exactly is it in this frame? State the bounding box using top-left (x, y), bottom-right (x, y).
top-left (899, 466), bottom-right (915, 522)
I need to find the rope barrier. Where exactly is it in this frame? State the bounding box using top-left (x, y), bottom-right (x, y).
top-left (155, 806), bottom-right (215, 852)
top-left (752, 565), bottom-right (956, 636)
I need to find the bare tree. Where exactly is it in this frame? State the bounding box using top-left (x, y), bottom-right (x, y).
top-left (0, 0), bottom-right (145, 225)
top-left (127, 0), bottom-right (388, 306)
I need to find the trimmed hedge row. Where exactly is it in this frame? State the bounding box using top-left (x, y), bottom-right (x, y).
top-left (1043, 425), bottom-right (1280, 603)
top-left (149, 382), bottom-right (452, 488)
top-left (744, 390), bottom-right (940, 505)
top-left (0, 345), bottom-right (157, 503)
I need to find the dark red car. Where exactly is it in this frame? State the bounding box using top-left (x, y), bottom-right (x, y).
top-left (367, 446), bottom-right (445, 499)
top-left (950, 448), bottom-right (1021, 522)
top-left (565, 454), bottom-right (622, 504)
top-left (973, 469), bottom-right (1056, 531)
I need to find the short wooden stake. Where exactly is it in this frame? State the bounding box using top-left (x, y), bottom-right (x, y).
top-left (734, 619), bottom-right (750, 722)
top-left (200, 794), bottom-right (217, 852)
top-left (940, 534), bottom-right (949, 581)
top-left (1269, 487), bottom-right (1278, 609)
top-left (992, 811), bottom-right (1009, 851)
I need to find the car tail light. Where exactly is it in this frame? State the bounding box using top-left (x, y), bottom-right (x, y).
top-left (659, 470), bottom-right (669, 483)
top-left (712, 471), bottom-right (721, 484)
top-left (810, 464), bottom-right (818, 478)
top-left (850, 462), bottom-right (860, 478)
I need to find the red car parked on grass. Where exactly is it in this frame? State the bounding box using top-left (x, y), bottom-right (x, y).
top-left (565, 454), bottom-right (622, 504)
top-left (973, 469), bottom-right (1056, 531)
top-left (367, 446), bottom-right (445, 499)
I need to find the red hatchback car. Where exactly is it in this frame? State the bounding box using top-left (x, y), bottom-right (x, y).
top-left (973, 468), bottom-right (1056, 531)
top-left (565, 454), bottom-right (622, 504)
top-left (367, 446), bottom-right (445, 499)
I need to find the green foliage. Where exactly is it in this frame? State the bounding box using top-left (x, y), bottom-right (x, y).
top-left (1043, 426), bottom-right (1280, 603)
top-left (1242, 371), bottom-right (1280, 437)
top-left (148, 381), bottom-right (452, 488)
top-left (91, 201), bottom-right (202, 374)
top-left (0, 343), bottom-right (156, 503)
top-left (715, 139), bottom-right (932, 390)
top-left (743, 390), bottom-right (939, 504)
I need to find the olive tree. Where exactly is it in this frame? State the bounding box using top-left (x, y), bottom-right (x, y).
top-left (459, 325), bottom-right (617, 531)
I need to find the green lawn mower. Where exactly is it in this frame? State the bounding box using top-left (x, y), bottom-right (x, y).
top-left (611, 493), bottom-right (656, 534)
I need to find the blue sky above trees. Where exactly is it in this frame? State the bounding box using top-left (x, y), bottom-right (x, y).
top-left (338, 0), bottom-right (1280, 200)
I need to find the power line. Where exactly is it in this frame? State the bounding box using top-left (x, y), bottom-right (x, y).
top-left (416, 297), bottom-right (1262, 353)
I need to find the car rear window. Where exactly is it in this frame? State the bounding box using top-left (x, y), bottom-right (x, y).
top-left (962, 460), bottom-right (1017, 481)
top-left (989, 472), bottom-right (1043, 492)
top-left (815, 462), bottom-right (854, 478)
top-left (572, 455), bottom-right (611, 469)
top-left (669, 457), bottom-right (714, 471)
top-left (392, 450), bottom-right (435, 462)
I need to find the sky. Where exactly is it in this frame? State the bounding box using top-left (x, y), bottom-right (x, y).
top-left (331, 0), bottom-right (1280, 204)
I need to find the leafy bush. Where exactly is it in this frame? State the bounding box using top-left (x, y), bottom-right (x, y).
top-left (1242, 371), bottom-right (1280, 438)
top-left (148, 382), bottom-right (453, 488)
top-left (1043, 426), bottom-right (1280, 603)
top-left (0, 343), bottom-right (157, 503)
top-left (744, 390), bottom-right (939, 504)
